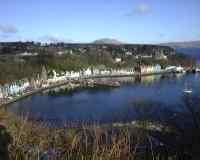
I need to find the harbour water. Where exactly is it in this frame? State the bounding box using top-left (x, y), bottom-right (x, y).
top-left (177, 48), bottom-right (200, 64)
top-left (6, 73), bottom-right (200, 128)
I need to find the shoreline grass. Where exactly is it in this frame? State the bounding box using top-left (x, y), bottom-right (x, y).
top-left (0, 109), bottom-right (164, 160)
top-left (0, 107), bottom-right (200, 160)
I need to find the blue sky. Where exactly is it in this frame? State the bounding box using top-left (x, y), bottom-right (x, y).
top-left (0, 0), bottom-right (200, 43)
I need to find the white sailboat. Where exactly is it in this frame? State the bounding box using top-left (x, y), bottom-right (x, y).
top-left (183, 82), bottom-right (192, 94)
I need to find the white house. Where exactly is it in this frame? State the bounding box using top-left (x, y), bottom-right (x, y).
top-left (154, 64), bottom-right (162, 73)
top-left (19, 52), bottom-right (38, 56)
top-left (84, 68), bottom-right (92, 76)
top-left (57, 51), bottom-right (64, 55)
top-left (125, 52), bottom-right (132, 56)
top-left (70, 71), bottom-right (80, 78)
top-left (9, 80), bottom-right (30, 96)
top-left (141, 55), bottom-right (153, 59)
top-left (100, 70), bottom-right (110, 75)
top-left (65, 71), bottom-right (70, 77)
top-left (0, 86), bottom-right (3, 98)
top-left (30, 78), bottom-right (37, 89)
top-left (47, 70), bottom-right (67, 83)
top-left (110, 68), bottom-right (134, 75)
top-left (115, 58), bottom-right (122, 63)
top-left (47, 70), bottom-right (58, 83)
top-left (92, 68), bottom-right (101, 75)
top-left (176, 66), bottom-right (185, 73)
top-left (2, 85), bottom-right (9, 98)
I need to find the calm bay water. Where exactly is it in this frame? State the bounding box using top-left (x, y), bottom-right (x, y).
top-left (7, 73), bottom-right (200, 127)
top-left (177, 48), bottom-right (200, 63)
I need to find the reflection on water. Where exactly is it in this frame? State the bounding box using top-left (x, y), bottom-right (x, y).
top-left (6, 73), bottom-right (200, 127)
top-left (140, 74), bottom-right (161, 85)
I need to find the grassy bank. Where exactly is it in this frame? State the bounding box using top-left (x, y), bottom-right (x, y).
top-left (0, 103), bottom-right (200, 160)
top-left (0, 108), bottom-right (174, 160)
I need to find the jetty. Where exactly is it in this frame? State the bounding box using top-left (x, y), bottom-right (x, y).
top-left (93, 80), bottom-right (120, 87)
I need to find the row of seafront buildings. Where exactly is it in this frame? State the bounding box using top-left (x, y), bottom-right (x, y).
top-left (41, 64), bottom-right (185, 84)
top-left (138, 64), bottom-right (162, 74)
top-left (47, 68), bottom-right (136, 83)
top-left (0, 77), bottom-right (43, 100)
top-left (0, 79), bottom-right (30, 99)
top-left (0, 64), bottom-right (185, 102)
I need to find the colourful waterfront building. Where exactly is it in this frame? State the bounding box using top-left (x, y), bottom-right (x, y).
top-left (0, 85), bottom-right (3, 99)
top-left (138, 64), bottom-right (162, 74)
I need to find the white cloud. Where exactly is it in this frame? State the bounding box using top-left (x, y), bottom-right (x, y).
top-left (0, 24), bottom-right (18, 34)
top-left (38, 35), bottom-right (75, 43)
top-left (125, 3), bottom-right (151, 17)
top-left (135, 4), bottom-right (150, 14)
top-left (39, 35), bottom-right (62, 43)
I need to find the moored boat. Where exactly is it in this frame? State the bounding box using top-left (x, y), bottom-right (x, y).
top-left (183, 82), bottom-right (192, 94)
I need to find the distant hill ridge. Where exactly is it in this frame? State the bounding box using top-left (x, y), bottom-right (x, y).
top-left (93, 38), bottom-right (123, 45)
top-left (93, 39), bottom-right (200, 48)
top-left (160, 41), bottom-right (200, 48)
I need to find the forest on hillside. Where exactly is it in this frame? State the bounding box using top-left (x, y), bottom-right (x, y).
top-left (0, 53), bottom-right (195, 84)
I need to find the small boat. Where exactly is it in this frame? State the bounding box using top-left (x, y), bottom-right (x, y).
top-left (196, 68), bottom-right (200, 72)
top-left (184, 90), bottom-right (192, 94)
top-left (183, 82), bottom-right (192, 94)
